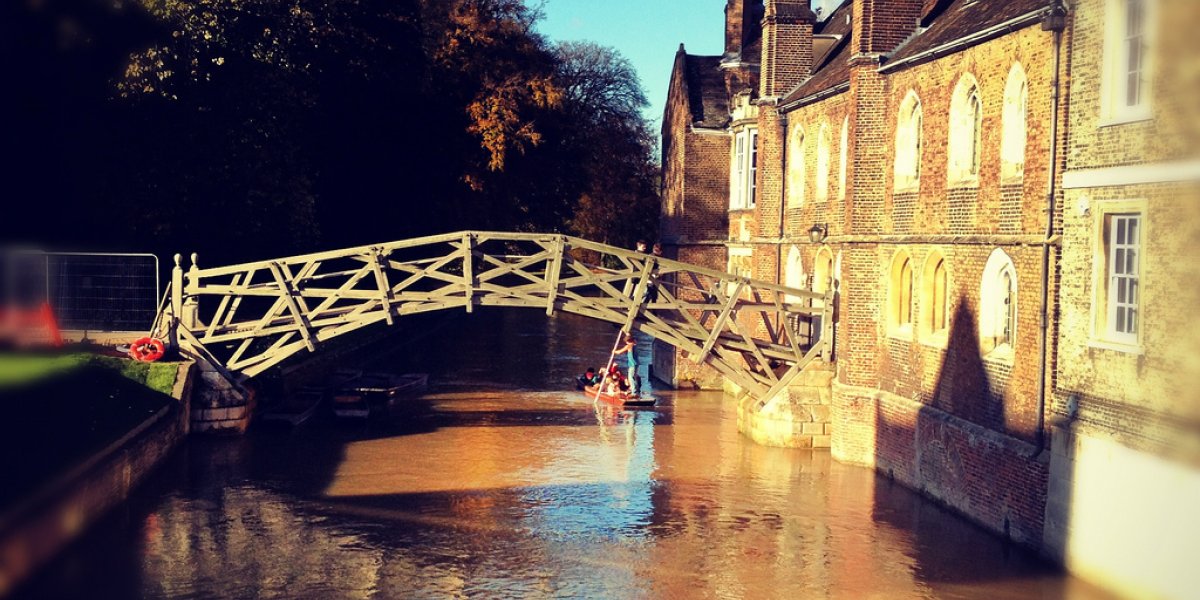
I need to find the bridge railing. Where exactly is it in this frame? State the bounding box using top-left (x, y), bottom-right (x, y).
top-left (164, 232), bottom-right (833, 400)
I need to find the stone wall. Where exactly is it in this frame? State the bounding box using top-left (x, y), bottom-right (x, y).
top-left (0, 362), bottom-right (193, 595)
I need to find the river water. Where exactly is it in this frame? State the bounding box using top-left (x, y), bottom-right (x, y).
top-left (16, 310), bottom-right (1112, 599)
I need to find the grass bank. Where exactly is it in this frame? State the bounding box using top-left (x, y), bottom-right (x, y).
top-left (0, 353), bottom-right (180, 511)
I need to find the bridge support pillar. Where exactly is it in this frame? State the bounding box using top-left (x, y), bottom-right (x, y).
top-left (737, 361), bottom-right (835, 448)
top-left (189, 361), bottom-right (254, 435)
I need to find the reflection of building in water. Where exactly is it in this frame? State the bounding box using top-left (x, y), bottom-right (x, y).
top-left (141, 488), bottom-right (389, 599)
top-left (659, 2), bottom-right (1200, 597)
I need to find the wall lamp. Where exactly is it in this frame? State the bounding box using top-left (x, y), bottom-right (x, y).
top-left (808, 223), bottom-right (828, 244)
top-left (1042, 0), bottom-right (1068, 32)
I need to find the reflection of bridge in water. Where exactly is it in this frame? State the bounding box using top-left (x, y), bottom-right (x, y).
top-left (156, 232), bottom-right (833, 400)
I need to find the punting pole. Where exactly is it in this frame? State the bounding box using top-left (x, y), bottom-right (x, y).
top-left (595, 327), bottom-right (626, 404)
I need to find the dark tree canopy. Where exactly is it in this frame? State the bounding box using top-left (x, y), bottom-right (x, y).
top-left (0, 0), bottom-right (659, 266)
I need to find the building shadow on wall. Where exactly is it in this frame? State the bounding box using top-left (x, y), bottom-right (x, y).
top-left (867, 299), bottom-right (1080, 593)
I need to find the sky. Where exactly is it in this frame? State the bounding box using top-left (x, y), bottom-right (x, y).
top-left (535, 0), bottom-right (727, 127)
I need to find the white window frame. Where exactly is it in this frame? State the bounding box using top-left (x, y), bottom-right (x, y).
top-left (894, 91), bottom-right (922, 193)
top-left (730, 127), bottom-right (759, 210)
top-left (1106, 213), bottom-right (1142, 344)
top-left (731, 131), bottom-right (747, 209)
top-left (816, 123), bottom-right (831, 202)
top-left (748, 129), bottom-right (759, 208)
top-left (787, 126), bottom-right (807, 208)
top-left (1101, 0), bottom-right (1155, 125)
top-left (1001, 63), bottom-right (1028, 182)
top-left (948, 76), bottom-right (983, 186)
top-left (980, 248), bottom-right (1018, 359)
top-left (1090, 200), bottom-right (1146, 351)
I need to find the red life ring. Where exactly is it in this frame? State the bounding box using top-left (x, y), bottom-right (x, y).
top-left (129, 337), bottom-right (166, 362)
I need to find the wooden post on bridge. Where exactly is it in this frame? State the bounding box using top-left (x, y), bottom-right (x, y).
top-left (169, 254), bottom-right (183, 350)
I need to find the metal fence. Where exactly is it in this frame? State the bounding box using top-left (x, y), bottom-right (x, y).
top-left (2, 251), bottom-right (160, 333)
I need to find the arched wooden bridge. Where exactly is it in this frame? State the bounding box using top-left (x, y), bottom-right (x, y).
top-left (155, 232), bottom-right (833, 401)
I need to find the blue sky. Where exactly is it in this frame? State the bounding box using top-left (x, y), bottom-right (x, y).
top-left (535, 0), bottom-right (727, 126)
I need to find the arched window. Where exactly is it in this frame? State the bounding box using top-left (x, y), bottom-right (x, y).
top-left (1001, 64), bottom-right (1028, 181)
top-left (981, 249), bottom-right (1019, 355)
top-left (838, 117), bottom-right (849, 200)
top-left (949, 75), bottom-right (983, 184)
top-left (785, 245), bottom-right (805, 301)
top-left (816, 123), bottom-right (832, 202)
top-left (920, 253), bottom-right (949, 338)
top-left (894, 91), bottom-right (923, 191)
top-left (787, 126), bottom-right (807, 207)
top-left (888, 252), bottom-right (914, 334)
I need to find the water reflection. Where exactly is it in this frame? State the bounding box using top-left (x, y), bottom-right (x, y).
top-left (14, 310), bottom-right (1113, 599)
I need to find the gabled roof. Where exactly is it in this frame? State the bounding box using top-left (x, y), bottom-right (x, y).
top-left (780, 0), bottom-right (1050, 110)
top-left (781, 0), bottom-right (853, 107)
top-left (683, 54), bottom-right (730, 129)
top-left (886, 0), bottom-right (1050, 67)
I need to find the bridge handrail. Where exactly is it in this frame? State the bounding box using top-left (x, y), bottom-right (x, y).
top-left (184, 231), bottom-right (827, 302)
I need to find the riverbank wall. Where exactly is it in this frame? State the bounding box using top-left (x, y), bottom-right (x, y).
top-left (0, 361), bottom-right (194, 596)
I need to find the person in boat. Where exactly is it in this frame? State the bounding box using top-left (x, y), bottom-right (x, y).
top-left (614, 333), bottom-right (641, 396)
top-left (577, 367), bottom-right (601, 389)
top-left (601, 364), bottom-right (630, 395)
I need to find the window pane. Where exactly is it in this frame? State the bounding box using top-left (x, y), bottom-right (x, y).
top-left (1116, 305), bottom-right (1126, 332)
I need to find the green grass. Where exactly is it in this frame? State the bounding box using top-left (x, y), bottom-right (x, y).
top-left (0, 353), bottom-right (178, 394)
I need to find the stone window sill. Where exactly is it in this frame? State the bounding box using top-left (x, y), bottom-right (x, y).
top-left (894, 182), bottom-right (920, 195)
top-left (887, 325), bottom-right (914, 342)
top-left (1097, 111), bottom-right (1153, 129)
top-left (947, 177), bottom-right (980, 189)
top-left (985, 344), bottom-right (1015, 363)
top-left (1086, 337), bottom-right (1144, 356)
top-left (1000, 174), bottom-right (1025, 187)
top-left (919, 330), bottom-right (948, 350)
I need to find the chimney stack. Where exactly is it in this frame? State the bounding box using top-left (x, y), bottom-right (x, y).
top-left (725, 0), bottom-right (765, 60)
top-left (852, 0), bottom-right (923, 57)
top-left (761, 0), bottom-right (816, 99)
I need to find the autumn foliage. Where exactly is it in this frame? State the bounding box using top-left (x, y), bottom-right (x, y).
top-left (0, 0), bottom-right (659, 263)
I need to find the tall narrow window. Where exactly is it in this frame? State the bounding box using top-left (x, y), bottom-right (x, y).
top-left (748, 129), bottom-right (759, 208)
top-left (981, 248), bottom-right (1018, 355)
top-left (1104, 0), bottom-right (1154, 119)
top-left (1106, 213), bottom-right (1142, 342)
top-left (816, 124), bottom-right (832, 202)
top-left (732, 132), bottom-right (746, 209)
top-left (788, 127), bottom-right (807, 207)
top-left (949, 76), bottom-right (983, 183)
top-left (838, 117), bottom-right (849, 200)
top-left (894, 92), bottom-right (923, 191)
top-left (731, 128), bottom-right (759, 210)
top-left (920, 253), bottom-right (949, 340)
top-left (1001, 64), bottom-right (1028, 180)
top-left (1124, 0), bottom-right (1147, 108)
top-left (999, 269), bottom-right (1016, 347)
top-left (931, 259), bottom-right (948, 333)
top-left (889, 253), bottom-right (914, 334)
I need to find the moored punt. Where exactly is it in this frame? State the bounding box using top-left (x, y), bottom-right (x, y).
top-left (260, 386), bottom-right (324, 426)
top-left (581, 385), bottom-right (657, 408)
top-left (333, 372), bottom-right (429, 419)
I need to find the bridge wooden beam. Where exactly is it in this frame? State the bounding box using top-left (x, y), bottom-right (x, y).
top-left (619, 257), bottom-right (655, 334)
top-left (697, 280), bottom-right (743, 363)
top-left (269, 261), bottom-right (316, 352)
top-left (369, 248), bottom-right (396, 326)
top-left (544, 235), bottom-right (564, 316)
top-left (462, 233), bottom-right (475, 313)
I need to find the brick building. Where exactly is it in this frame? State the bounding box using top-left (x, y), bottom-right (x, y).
top-left (659, 0), bottom-right (1200, 596)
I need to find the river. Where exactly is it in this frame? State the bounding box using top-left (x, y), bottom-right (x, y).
top-left (14, 309), bottom-right (1112, 599)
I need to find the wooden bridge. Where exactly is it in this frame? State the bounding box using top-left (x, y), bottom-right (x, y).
top-left (154, 232), bottom-right (833, 401)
